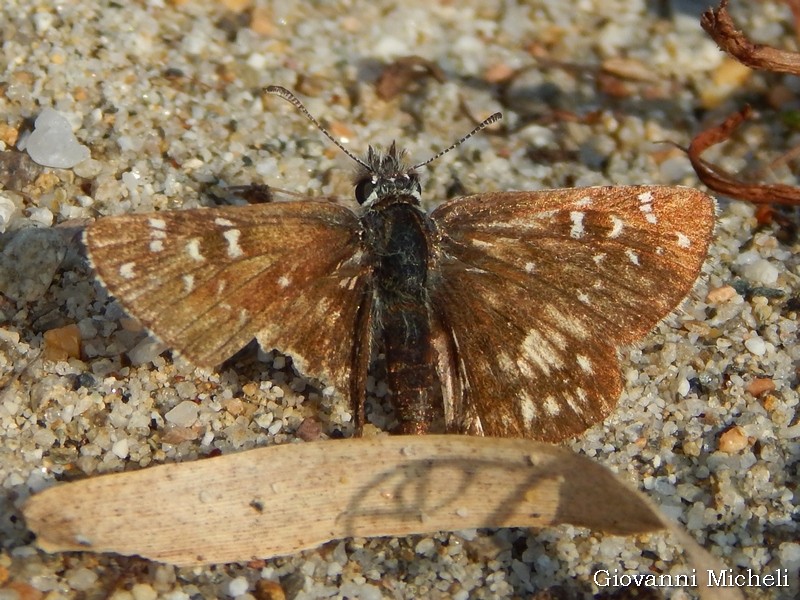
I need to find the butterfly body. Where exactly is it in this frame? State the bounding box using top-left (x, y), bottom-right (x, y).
top-left (354, 144), bottom-right (440, 434)
top-left (363, 199), bottom-right (437, 434)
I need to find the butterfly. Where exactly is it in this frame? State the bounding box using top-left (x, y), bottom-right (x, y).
top-left (83, 86), bottom-right (715, 442)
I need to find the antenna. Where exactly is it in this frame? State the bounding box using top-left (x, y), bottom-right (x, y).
top-left (410, 112), bottom-right (502, 170)
top-left (266, 85), bottom-right (502, 172)
top-left (266, 86), bottom-right (370, 170)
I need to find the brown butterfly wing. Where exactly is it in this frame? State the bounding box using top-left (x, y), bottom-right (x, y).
top-left (85, 201), bottom-right (369, 393)
top-left (430, 186), bottom-right (715, 441)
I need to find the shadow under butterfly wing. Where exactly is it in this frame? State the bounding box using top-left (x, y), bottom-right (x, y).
top-left (84, 201), bottom-right (368, 394)
top-left (430, 186), bottom-right (715, 441)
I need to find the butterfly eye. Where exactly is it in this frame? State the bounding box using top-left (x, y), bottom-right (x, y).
top-left (355, 178), bottom-right (376, 205)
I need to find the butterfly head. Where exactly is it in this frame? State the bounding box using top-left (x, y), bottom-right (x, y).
top-left (265, 86), bottom-right (501, 209)
top-left (354, 141), bottom-right (421, 207)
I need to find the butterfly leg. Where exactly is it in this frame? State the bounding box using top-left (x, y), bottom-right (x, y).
top-left (350, 289), bottom-right (373, 436)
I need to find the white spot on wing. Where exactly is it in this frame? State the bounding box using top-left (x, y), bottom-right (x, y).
top-left (625, 248), bottom-right (640, 265)
top-left (566, 390), bottom-right (584, 415)
top-left (214, 217), bottom-right (235, 227)
top-left (182, 274), bottom-right (194, 293)
top-left (338, 277), bottom-right (354, 289)
top-left (676, 232), bottom-right (691, 248)
top-left (149, 218), bottom-right (166, 230)
top-left (593, 253), bottom-right (606, 266)
top-left (638, 192), bottom-right (656, 223)
top-left (608, 216), bottom-right (624, 238)
top-left (577, 291), bottom-right (591, 305)
top-left (569, 211), bottom-right (585, 239)
top-left (505, 212), bottom-right (556, 229)
top-left (497, 351), bottom-right (516, 373)
top-left (119, 262), bottom-right (135, 279)
top-left (543, 396), bottom-right (561, 416)
top-left (543, 304), bottom-right (589, 339)
top-left (524, 262), bottom-right (536, 273)
top-left (223, 229), bottom-right (244, 259)
top-left (186, 238), bottom-right (204, 262)
top-left (518, 393), bottom-right (537, 429)
top-left (471, 238), bottom-right (494, 248)
top-left (545, 324), bottom-right (568, 350)
top-left (278, 275), bottom-right (290, 288)
top-left (519, 328), bottom-right (565, 377)
top-left (149, 239), bottom-right (164, 253)
top-left (575, 196), bottom-right (593, 207)
top-left (576, 354), bottom-right (593, 374)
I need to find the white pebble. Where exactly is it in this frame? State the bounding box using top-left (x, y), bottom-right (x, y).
top-left (227, 576), bottom-right (249, 597)
top-left (735, 254), bottom-right (779, 285)
top-left (415, 537), bottom-right (436, 556)
top-left (131, 583), bottom-right (158, 600)
top-left (33, 428), bottom-right (56, 449)
top-left (66, 567), bottom-right (98, 591)
top-left (0, 194), bottom-right (16, 233)
top-left (111, 438), bottom-right (129, 459)
top-left (778, 542), bottom-right (800, 571)
top-left (246, 53), bottom-right (268, 70)
top-left (19, 107), bottom-right (90, 168)
top-left (373, 36), bottom-right (409, 60)
top-left (161, 592), bottom-right (191, 600)
top-left (127, 337), bottom-right (167, 365)
top-left (339, 583), bottom-right (383, 600)
top-left (0, 328), bottom-right (20, 344)
top-left (744, 336), bottom-right (766, 356)
top-left (165, 400), bottom-right (198, 427)
top-left (32, 11), bottom-right (55, 33)
top-left (28, 206), bottom-right (54, 226)
top-left (73, 158), bottom-right (103, 179)
top-left (175, 381), bottom-right (197, 399)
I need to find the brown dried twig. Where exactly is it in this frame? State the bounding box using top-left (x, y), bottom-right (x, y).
top-left (701, 0), bottom-right (800, 73)
top-left (690, 0), bottom-right (800, 205)
top-left (688, 105), bottom-right (800, 205)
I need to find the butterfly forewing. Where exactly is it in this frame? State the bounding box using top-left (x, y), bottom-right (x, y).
top-left (84, 201), bottom-right (367, 391)
top-left (430, 185), bottom-right (715, 440)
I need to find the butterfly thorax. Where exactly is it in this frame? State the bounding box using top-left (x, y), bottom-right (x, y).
top-left (362, 200), bottom-right (430, 301)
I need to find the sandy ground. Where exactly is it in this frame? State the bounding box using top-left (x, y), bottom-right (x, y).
top-left (0, 0), bottom-right (798, 598)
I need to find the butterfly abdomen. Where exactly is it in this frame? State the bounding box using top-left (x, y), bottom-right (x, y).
top-left (363, 200), bottom-right (439, 434)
